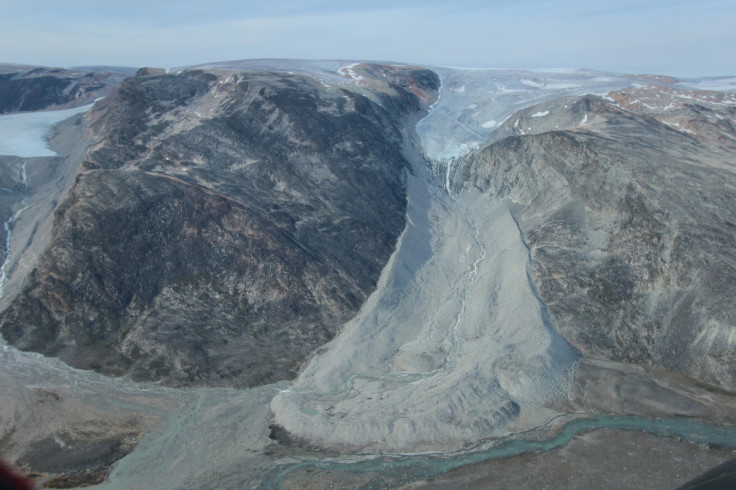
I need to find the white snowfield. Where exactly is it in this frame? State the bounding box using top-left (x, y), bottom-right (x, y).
top-left (416, 67), bottom-right (635, 161)
top-left (677, 76), bottom-right (736, 93)
top-left (338, 62), bottom-right (365, 83)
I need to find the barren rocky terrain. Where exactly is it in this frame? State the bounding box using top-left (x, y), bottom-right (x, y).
top-left (452, 92), bottom-right (736, 390)
top-left (0, 61), bottom-right (735, 488)
top-left (0, 64), bottom-right (131, 114)
top-left (0, 64), bottom-right (440, 387)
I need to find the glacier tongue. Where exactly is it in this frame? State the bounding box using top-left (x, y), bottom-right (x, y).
top-left (270, 144), bottom-right (579, 453)
top-left (415, 67), bottom-right (633, 162)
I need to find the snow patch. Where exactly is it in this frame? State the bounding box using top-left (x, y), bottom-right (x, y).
top-left (338, 63), bottom-right (364, 83)
top-left (521, 78), bottom-right (544, 88)
top-left (521, 78), bottom-right (581, 90)
top-left (662, 120), bottom-right (695, 134)
top-left (481, 120), bottom-right (497, 129)
top-left (677, 77), bottom-right (736, 93)
top-left (532, 110), bottom-right (550, 118)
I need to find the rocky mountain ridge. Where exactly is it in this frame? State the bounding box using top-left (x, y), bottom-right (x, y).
top-left (450, 90), bottom-right (736, 390)
top-left (0, 63), bottom-right (440, 387)
top-left (0, 64), bottom-right (131, 114)
top-left (0, 61), bottom-right (735, 487)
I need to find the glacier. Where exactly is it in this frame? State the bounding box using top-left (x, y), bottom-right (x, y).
top-left (0, 104), bottom-right (94, 157)
top-left (1, 62), bottom-right (736, 488)
top-left (269, 133), bottom-right (580, 452)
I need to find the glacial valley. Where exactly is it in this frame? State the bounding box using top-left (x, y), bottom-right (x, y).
top-left (0, 60), bottom-right (735, 488)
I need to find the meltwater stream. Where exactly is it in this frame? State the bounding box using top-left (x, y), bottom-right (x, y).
top-left (0, 103), bottom-right (96, 296)
top-left (267, 89), bottom-right (588, 451)
top-left (2, 71), bottom-right (736, 488)
top-left (255, 415), bottom-right (736, 489)
top-left (5, 335), bottom-right (726, 490)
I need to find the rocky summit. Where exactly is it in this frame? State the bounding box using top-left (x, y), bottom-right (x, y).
top-left (451, 92), bottom-right (736, 390)
top-left (0, 63), bottom-right (440, 387)
top-left (0, 64), bottom-right (131, 114)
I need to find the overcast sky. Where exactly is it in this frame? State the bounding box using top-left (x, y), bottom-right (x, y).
top-left (1, 0), bottom-right (734, 77)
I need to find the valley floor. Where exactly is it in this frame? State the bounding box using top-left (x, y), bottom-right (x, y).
top-left (279, 428), bottom-right (735, 489)
top-left (1, 64), bottom-right (736, 488)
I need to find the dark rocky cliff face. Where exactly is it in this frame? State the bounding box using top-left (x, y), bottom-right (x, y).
top-left (0, 65), bottom-right (130, 113)
top-left (0, 65), bottom-right (440, 387)
top-left (454, 95), bottom-right (736, 389)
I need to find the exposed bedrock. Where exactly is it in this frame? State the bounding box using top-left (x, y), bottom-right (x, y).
top-left (0, 64), bottom-right (130, 113)
top-left (451, 95), bottom-right (736, 390)
top-left (0, 65), bottom-right (440, 387)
